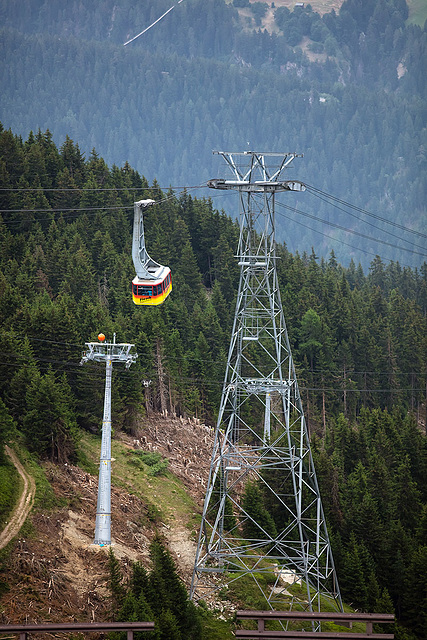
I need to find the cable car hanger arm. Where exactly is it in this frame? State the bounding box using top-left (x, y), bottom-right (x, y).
top-left (132, 199), bottom-right (160, 279)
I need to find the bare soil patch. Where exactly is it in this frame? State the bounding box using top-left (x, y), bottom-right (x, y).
top-left (131, 414), bottom-right (215, 504)
top-left (0, 415), bottom-right (215, 623)
top-left (251, 0), bottom-right (343, 15)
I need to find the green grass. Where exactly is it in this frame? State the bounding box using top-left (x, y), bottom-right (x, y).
top-left (0, 461), bottom-right (21, 527)
top-left (18, 446), bottom-right (62, 511)
top-left (407, 0), bottom-right (427, 26)
top-left (129, 450), bottom-right (169, 477)
top-left (5, 441), bottom-right (62, 513)
top-left (197, 601), bottom-right (235, 639)
top-left (76, 445), bottom-right (98, 475)
top-left (212, 552), bottom-right (372, 634)
top-left (78, 432), bottom-right (199, 530)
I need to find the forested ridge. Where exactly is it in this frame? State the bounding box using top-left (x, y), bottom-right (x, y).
top-left (0, 126), bottom-right (426, 637)
top-left (0, 0), bottom-right (425, 268)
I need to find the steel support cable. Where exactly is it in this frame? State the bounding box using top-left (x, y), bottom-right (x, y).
top-left (1, 341), bottom-right (425, 377)
top-left (304, 187), bottom-right (427, 252)
top-left (2, 355), bottom-right (423, 393)
top-left (34, 351), bottom-right (427, 377)
top-left (142, 372), bottom-right (426, 394)
top-left (205, 182), bottom-right (424, 265)
top-left (304, 183), bottom-right (427, 240)
top-left (0, 184), bottom-right (207, 192)
top-left (275, 209), bottom-right (409, 265)
top-left (0, 184), bottom-right (208, 218)
top-left (276, 201), bottom-right (427, 258)
top-left (35, 366), bottom-right (427, 391)
top-left (210, 186), bottom-right (413, 265)
top-left (0, 211), bottom-right (115, 226)
top-left (1, 205), bottom-right (134, 214)
top-left (0, 351), bottom-right (137, 376)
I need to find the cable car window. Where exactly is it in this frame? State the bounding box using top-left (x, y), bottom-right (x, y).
top-left (137, 285), bottom-right (152, 296)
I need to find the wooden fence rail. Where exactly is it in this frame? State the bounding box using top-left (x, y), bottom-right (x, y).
top-left (0, 622), bottom-right (155, 640)
top-left (235, 610), bottom-right (395, 639)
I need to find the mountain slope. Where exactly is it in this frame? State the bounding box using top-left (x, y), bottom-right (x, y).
top-left (0, 0), bottom-right (425, 268)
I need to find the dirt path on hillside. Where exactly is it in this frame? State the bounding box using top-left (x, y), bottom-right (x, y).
top-left (0, 445), bottom-right (36, 550)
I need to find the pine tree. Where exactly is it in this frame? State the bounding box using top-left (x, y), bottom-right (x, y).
top-left (402, 546), bottom-right (427, 638)
top-left (366, 570), bottom-right (381, 612)
top-left (117, 591), bottom-right (159, 640)
top-left (148, 538), bottom-right (202, 639)
top-left (340, 532), bottom-right (369, 610)
top-left (394, 455), bottom-right (422, 532)
top-left (210, 472), bottom-right (237, 533)
top-left (130, 562), bottom-right (154, 602)
top-left (374, 588), bottom-right (395, 634)
top-left (241, 480), bottom-right (277, 544)
top-left (22, 367), bottom-right (78, 463)
top-left (0, 398), bottom-right (15, 464)
top-left (157, 610), bottom-right (181, 640)
top-left (298, 308), bottom-right (323, 371)
top-left (108, 548), bottom-right (126, 615)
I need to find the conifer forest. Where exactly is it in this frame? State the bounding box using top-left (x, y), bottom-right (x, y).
top-left (0, 0), bottom-right (426, 638)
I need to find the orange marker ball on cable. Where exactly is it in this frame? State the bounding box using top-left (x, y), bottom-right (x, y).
top-left (98, 333), bottom-right (106, 342)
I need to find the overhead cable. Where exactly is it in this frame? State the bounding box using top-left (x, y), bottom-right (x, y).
top-left (277, 201), bottom-right (427, 258)
top-left (304, 188), bottom-right (427, 253)
top-left (304, 183), bottom-right (427, 240)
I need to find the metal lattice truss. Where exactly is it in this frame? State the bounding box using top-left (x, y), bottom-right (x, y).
top-left (191, 153), bottom-right (341, 624)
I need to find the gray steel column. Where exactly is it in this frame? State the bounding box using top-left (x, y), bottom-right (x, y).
top-left (94, 355), bottom-right (113, 545)
top-left (80, 335), bottom-right (137, 546)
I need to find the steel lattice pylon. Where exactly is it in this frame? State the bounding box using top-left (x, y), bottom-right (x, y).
top-left (190, 152), bottom-right (342, 626)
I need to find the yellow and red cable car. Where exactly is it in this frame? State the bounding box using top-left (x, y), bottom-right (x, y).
top-left (131, 200), bottom-right (172, 306)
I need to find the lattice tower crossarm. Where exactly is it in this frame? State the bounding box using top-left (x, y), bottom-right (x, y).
top-left (80, 336), bottom-right (137, 545)
top-left (190, 152), bottom-right (342, 627)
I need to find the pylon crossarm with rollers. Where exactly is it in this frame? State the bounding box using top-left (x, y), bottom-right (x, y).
top-left (191, 152), bottom-right (342, 630)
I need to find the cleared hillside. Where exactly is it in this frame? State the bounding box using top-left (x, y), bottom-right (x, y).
top-left (0, 418), bottom-right (220, 624)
